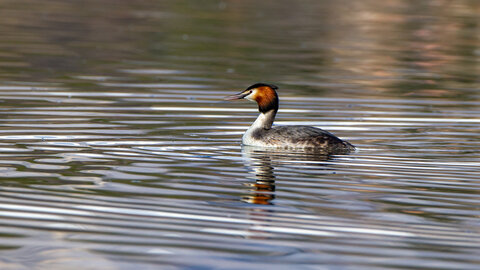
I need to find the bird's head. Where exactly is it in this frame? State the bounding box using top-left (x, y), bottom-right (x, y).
top-left (225, 83), bottom-right (279, 113)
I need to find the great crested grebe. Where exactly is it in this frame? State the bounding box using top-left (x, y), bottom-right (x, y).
top-left (225, 83), bottom-right (355, 154)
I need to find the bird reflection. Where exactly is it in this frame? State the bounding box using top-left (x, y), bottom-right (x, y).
top-left (241, 153), bottom-right (276, 205)
top-left (241, 146), bottom-right (331, 205)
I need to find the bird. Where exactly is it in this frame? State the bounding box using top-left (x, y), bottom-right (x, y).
top-left (225, 83), bottom-right (355, 155)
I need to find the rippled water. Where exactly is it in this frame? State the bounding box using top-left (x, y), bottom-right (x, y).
top-left (0, 0), bottom-right (479, 269)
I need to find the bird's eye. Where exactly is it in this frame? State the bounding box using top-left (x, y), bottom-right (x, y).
top-left (249, 90), bottom-right (253, 94)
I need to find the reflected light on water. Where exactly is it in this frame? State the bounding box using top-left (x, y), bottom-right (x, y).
top-left (0, 0), bottom-right (478, 269)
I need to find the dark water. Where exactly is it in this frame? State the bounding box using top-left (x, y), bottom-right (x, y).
top-left (0, 0), bottom-right (479, 269)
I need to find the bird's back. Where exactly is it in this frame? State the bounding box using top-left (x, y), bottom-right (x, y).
top-left (246, 125), bottom-right (355, 154)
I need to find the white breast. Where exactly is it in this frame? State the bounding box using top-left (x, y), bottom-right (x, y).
top-left (242, 128), bottom-right (267, 146)
top-left (241, 112), bottom-right (271, 147)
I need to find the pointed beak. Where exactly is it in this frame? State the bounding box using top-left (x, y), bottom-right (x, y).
top-left (224, 92), bottom-right (248, 101)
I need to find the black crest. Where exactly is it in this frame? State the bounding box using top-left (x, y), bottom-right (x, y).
top-left (246, 82), bottom-right (279, 91)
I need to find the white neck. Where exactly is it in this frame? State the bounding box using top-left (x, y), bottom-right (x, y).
top-left (242, 110), bottom-right (277, 145)
top-left (251, 109), bottom-right (276, 130)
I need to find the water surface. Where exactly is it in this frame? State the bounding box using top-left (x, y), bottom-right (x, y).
top-left (0, 0), bottom-right (479, 269)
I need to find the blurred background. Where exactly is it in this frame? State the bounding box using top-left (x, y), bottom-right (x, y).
top-left (1, 0), bottom-right (479, 97)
